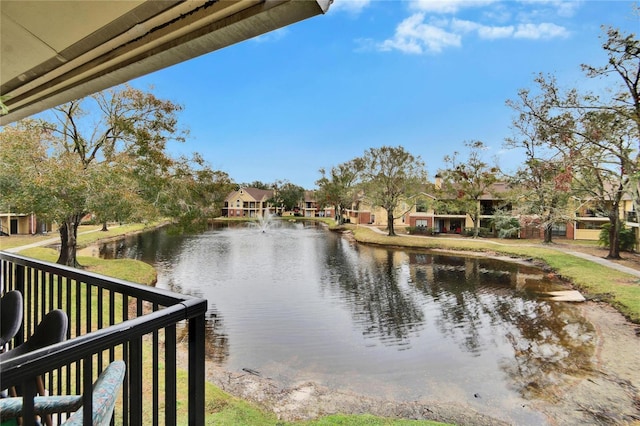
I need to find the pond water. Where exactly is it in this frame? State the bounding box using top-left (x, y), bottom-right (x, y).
top-left (85, 221), bottom-right (596, 424)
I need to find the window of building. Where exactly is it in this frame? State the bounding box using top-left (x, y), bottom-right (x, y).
top-left (576, 221), bottom-right (602, 230)
top-left (552, 223), bottom-right (567, 236)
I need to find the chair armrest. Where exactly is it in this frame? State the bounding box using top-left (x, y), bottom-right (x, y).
top-left (0, 395), bottom-right (82, 420)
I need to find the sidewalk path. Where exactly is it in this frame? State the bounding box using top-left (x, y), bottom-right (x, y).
top-left (541, 247), bottom-right (640, 279)
top-left (3, 226), bottom-right (117, 254)
top-left (363, 225), bottom-right (640, 279)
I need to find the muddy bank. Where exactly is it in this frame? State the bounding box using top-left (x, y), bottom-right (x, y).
top-left (194, 300), bottom-right (639, 425)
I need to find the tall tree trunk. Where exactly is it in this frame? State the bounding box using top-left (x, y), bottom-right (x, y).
top-left (543, 212), bottom-right (553, 243)
top-left (387, 210), bottom-right (395, 236)
top-left (472, 204), bottom-right (481, 238)
top-left (101, 220), bottom-right (108, 231)
top-left (543, 223), bottom-right (553, 243)
top-left (56, 214), bottom-right (82, 267)
top-left (608, 213), bottom-right (621, 259)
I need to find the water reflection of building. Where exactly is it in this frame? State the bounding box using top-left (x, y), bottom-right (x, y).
top-left (407, 252), bottom-right (549, 292)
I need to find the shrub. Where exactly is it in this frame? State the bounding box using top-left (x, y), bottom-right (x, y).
top-left (491, 211), bottom-right (520, 239)
top-left (407, 226), bottom-right (433, 235)
top-left (464, 227), bottom-right (491, 237)
top-left (598, 222), bottom-right (636, 252)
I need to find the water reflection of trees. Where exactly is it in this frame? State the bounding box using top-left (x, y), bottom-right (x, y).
top-left (203, 308), bottom-right (230, 363)
top-left (177, 307), bottom-right (230, 363)
top-left (320, 236), bottom-right (593, 387)
top-left (408, 252), bottom-right (596, 399)
top-left (97, 227), bottom-right (187, 263)
top-left (496, 300), bottom-right (595, 400)
top-left (321, 239), bottom-right (425, 348)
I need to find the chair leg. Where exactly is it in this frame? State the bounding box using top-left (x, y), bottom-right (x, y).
top-left (36, 376), bottom-right (52, 426)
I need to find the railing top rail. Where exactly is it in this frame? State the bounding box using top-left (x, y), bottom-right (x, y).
top-left (0, 251), bottom-right (188, 306)
top-left (0, 297), bottom-right (207, 388)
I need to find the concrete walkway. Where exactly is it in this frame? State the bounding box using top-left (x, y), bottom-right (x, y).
top-left (3, 226), bottom-right (117, 254)
top-left (542, 247), bottom-right (640, 278)
top-left (363, 225), bottom-right (640, 279)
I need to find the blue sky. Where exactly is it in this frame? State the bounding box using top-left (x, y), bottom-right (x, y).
top-left (130, 0), bottom-right (638, 189)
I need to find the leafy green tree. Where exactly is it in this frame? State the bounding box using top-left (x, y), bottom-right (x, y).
top-left (438, 141), bottom-right (500, 238)
top-left (505, 15), bottom-right (639, 253)
top-left (582, 22), bottom-right (640, 236)
top-left (315, 159), bottom-right (364, 224)
top-left (158, 154), bottom-right (234, 232)
top-left (599, 222), bottom-right (636, 252)
top-left (505, 88), bottom-right (574, 243)
top-left (0, 85), bottom-right (223, 266)
top-left (572, 111), bottom-right (635, 258)
top-left (358, 146), bottom-right (428, 236)
top-left (240, 181), bottom-right (270, 190)
top-left (1, 119), bottom-right (89, 264)
top-left (517, 72), bottom-right (636, 258)
top-left (491, 209), bottom-right (520, 239)
top-left (269, 180), bottom-right (305, 213)
top-left (581, 23), bottom-right (640, 141)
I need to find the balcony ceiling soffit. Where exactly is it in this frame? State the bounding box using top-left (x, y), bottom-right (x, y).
top-left (0, 0), bottom-right (330, 125)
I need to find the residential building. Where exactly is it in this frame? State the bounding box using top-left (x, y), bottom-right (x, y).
top-left (221, 180), bottom-right (640, 243)
top-left (0, 212), bottom-right (53, 236)
top-left (302, 191), bottom-right (334, 218)
top-left (222, 187), bottom-right (278, 218)
top-left (573, 193), bottom-right (637, 241)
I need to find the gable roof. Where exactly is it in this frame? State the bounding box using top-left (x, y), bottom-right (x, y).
top-left (226, 187), bottom-right (274, 203)
top-left (243, 187), bottom-right (273, 201)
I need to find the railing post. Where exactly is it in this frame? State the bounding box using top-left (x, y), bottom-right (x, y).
top-left (165, 325), bottom-right (177, 425)
top-left (21, 379), bottom-right (37, 426)
top-left (129, 337), bottom-right (143, 425)
top-left (82, 356), bottom-right (93, 425)
top-left (14, 264), bottom-right (25, 347)
top-left (188, 314), bottom-right (205, 426)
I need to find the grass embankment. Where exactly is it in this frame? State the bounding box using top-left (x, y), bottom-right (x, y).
top-left (350, 226), bottom-right (640, 323)
top-left (12, 225), bottom-right (446, 426)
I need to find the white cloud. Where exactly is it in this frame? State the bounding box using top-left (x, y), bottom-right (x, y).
top-left (514, 22), bottom-right (569, 39)
top-left (450, 19), bottom-right (481, 33)
top-left (478, 25), bottom-right (515, 39)
top-left (409, 0), bottom-right (500, 14)
top-left (329, 0), bottom-right (372, 14)
top-left (451, 19), bottom-right (514, 39)
top-left (378, 13), bottom-right (461, 54)
top-left (376, 2), bottom-right (572, 55)
top-left (519, 0), bottom-right (582, 18)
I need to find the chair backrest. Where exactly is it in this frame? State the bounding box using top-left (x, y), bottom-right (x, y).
top-left (0, 309), bottom-right (69, 426)
top-left (0, 290), bottom-right (23, 347)
top-left (62, 361), bottom-right (126, 426)
top-left (0, 309), bottom-right (67, 360)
